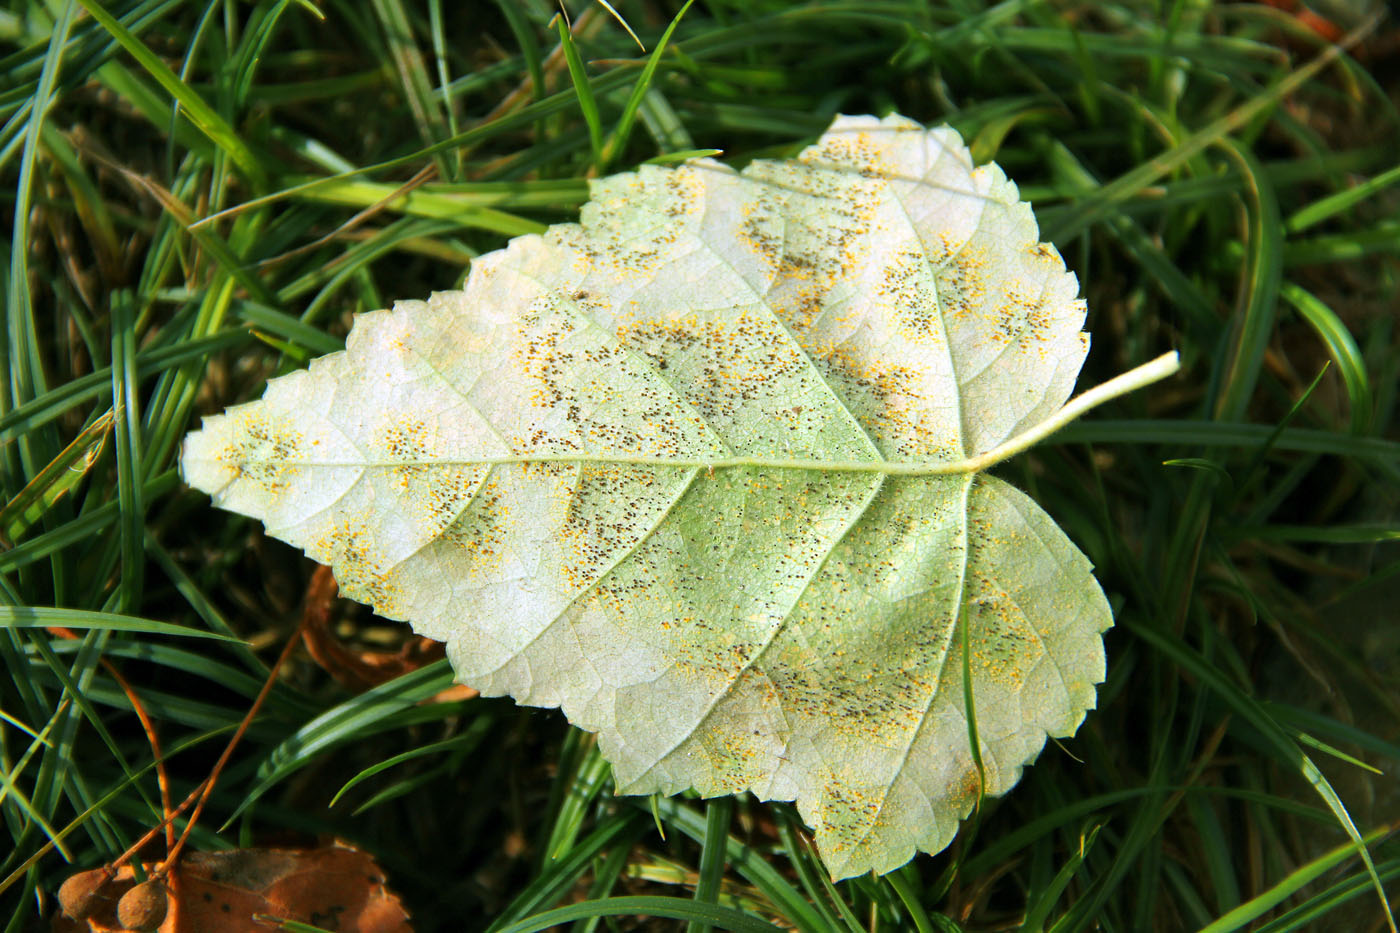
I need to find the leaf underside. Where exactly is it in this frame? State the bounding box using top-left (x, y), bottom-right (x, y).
top-left (183, 114), bottom-right (1111, 879)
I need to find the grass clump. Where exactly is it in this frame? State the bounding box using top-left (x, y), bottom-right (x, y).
top-left (3, 1), bottom-right (1399, 930)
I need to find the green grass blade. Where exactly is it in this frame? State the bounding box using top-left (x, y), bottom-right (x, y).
top-left (498, 895), bottom-right (786, 933)
top-left (1055, 420), bottom-right (1400, 468)
top-left (328, 726), bottom-right (488, 807)
top-left (0, 410), bottom-right (111, 544)
top-left (1264, 703), bottom-right (1400, 764)
top-left (688, 795), bottom-right (735, 933)
top-left (1224, 523), bottom-right (1400, 544)
top-left (426, 0), bottom-right (461, 149)
top-left (1198, 822), bottom-right (1396, 933)
top-left (1285, 220), bottom-right (1400, 264)
top-left (1022, 822), bottom-right (1103, 933)
top-left (1289, 731), bottom-right (1383, 776)
top-left (0, 727), bottom-right (228, 900)
top-left (771, 808), bottom-right (852, 932)
top-left (4, 0), bottom-right (77, 503)
top-left (0, 329), bottom-right (248, 444)
top-left (72, 0), bottom-right (265, 185)
top-left (645, 797), bottom-right (827, 931)
top-left (554, 13), bottom-right (604, 167)
top-left (1128, 619), bottom-right (1396, 932)
top-left (284, 176), bottom-right (547, 236)
top-left (109, 301), bottom-right (144, 613)
top-left (370, 0), bottom-right (453, 179)
top-left (885, 868), bottom-right (937, 933)
top-left (600, 0), bottom-right (696, 170)
top-left (486, 811), bottom-right (652, 933)
top-left (1041, 16), bottom-right (1379, 243)
top-left (1254, 857), bottom-right (1400, 933)
top-left (1286, 160), bottom-right (1400, 233)
top-left (0, 606), bottom-right (241, 640)
top-left (541, 739), bottom-right (612, 863)
top-left (1213, 140), bottom-right (1282, 423)
top-left (231, 662), bottom-right (455, 822)
top-left (494, 0), bottom-right (545, 102)
top-left (1280, 282), bottom-right (1372, 433)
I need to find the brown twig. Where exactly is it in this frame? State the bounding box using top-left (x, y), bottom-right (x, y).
top-left (44, 628), bottom-right (176, 857)
top-left (104, 662), bottom-right (174, 851)
top-left (161, 623), bottom-right (304, 870)
top-left (99, 617), bottom-right (304, 876)
top-left (251, 162), bottom-right (438, 271)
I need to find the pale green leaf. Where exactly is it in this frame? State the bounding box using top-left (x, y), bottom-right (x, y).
top-left (181, 114), bottom-right (1176, 878)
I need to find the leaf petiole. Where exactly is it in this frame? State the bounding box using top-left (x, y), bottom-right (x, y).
top-left (955, 350), bottom-right (1180, 473)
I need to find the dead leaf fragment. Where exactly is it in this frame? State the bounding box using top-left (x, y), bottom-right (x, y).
top-left (53, 840), bottom-right (411, 933)
top-left (300, 564), bottom-right (478, 703)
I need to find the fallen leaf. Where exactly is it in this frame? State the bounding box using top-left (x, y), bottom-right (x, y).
top-left (53, 840), bottom-right (411, 933)
top-left (300, 564), bottom-right (456, 693)
top-left (182, 113), bottom-right (1178, 878)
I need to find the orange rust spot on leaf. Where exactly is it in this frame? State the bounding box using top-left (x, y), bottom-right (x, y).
top-left (219, 415), bottom-right (305, 494)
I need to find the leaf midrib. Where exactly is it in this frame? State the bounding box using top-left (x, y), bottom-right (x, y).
top-left (189, 453), bottom-right (982, 475)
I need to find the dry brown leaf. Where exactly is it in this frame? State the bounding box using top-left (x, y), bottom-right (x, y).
top-left (53, 840), bottom-right (411, 933)
top-left (301, 564), bottom-right (477, 703)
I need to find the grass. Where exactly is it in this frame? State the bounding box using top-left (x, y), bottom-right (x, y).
top-left (3, 0), bottom-right (1399, 929)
